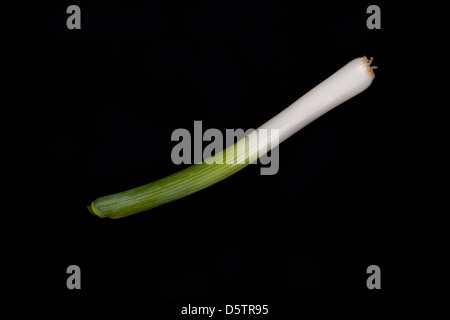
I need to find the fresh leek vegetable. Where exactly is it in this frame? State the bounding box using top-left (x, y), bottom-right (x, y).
top-left (88, 56), bottom-right (376, 219)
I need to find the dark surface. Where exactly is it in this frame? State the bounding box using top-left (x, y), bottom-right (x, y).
top-left (5, 0), bottom-right (449, 306)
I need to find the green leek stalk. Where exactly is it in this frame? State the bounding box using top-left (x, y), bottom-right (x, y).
top-left (88, 139), bottom-right (255, 219)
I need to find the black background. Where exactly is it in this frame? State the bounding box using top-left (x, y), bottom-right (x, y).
top-left (5, 0), bottom-right (449, 307)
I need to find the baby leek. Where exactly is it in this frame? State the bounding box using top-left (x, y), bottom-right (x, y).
top-left (88, 56), bottom-right (376, 219)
